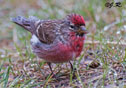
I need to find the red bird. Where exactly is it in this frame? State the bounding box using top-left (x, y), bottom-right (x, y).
top-left (12, 13), bottom-right (88, 76)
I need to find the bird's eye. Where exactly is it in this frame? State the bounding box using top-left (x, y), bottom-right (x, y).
top-left (70, 25), bottom-right (75, 29)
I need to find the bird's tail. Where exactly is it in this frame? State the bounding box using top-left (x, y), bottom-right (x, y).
top-left (11, 16), bottom-right (38, 33)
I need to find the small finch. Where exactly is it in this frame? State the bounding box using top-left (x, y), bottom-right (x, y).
top-left (11, 14), bottom-right (88, 76)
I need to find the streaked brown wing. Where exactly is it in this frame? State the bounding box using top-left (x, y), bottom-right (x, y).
top-left (35, 21), bottom-right (58, 44)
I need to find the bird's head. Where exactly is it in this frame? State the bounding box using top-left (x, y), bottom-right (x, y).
top-left (66, 13), bottom-right (88, 36)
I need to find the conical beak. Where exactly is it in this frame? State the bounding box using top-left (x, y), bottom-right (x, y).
top-left (78, 26), bottom-right (88, 34)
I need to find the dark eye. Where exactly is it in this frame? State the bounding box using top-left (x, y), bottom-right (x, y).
top-left (70, 25), bottom-right (75, 29)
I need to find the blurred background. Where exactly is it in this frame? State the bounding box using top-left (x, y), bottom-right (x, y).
top-left (0, 0), bottom-right (126, 87)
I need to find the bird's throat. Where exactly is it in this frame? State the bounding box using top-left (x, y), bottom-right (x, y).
top-left (69, 32), bottom-right (85, 57)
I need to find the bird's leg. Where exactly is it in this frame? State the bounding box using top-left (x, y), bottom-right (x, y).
top-left (47, 62), bottom-right (63, 80)
top-left (69, 61), bottom-right (76, 78)
top-left (47, 62), bottom-right (55, 76)
top-left (69, 61), bottom-right (73, 71)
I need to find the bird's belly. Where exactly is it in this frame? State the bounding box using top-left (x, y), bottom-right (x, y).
top-left (33, 49), bottom-right (75, 63)
top-left (30, 35), bottom-right (84, 63)
top-left (38, 52), bottom-right (75, 63)
top-left (31, 42), bottom-right (75, 63)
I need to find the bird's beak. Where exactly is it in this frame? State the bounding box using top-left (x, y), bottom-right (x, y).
top-left (78, 26), bottom-right (88, 34)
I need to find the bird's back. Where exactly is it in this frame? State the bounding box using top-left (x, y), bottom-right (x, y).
top-left (11, 16), bottom-right (63, 44)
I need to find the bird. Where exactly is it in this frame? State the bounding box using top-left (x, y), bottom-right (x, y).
top-left (11, 13), bottom-right (88, 77)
